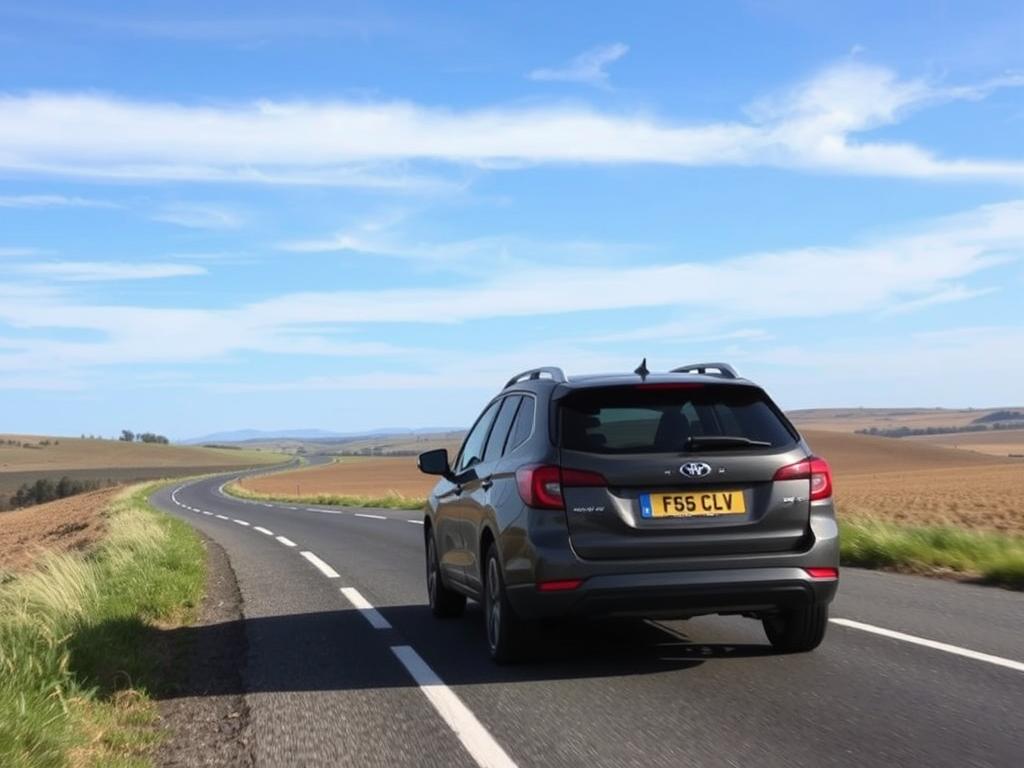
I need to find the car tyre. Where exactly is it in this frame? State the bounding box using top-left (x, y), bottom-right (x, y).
top-left (483, 543), bottom-right (534, 663)
top-left (426, 532), bottom-right (465, 618)
top-left (762, 604), bottom-right (828, 653)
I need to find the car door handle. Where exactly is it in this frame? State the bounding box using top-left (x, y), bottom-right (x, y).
top-left (481, 478), bottom-right (494, 491)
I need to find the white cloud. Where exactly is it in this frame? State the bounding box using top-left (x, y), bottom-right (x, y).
top-left (528, 43), bottom-right (629, 87)
top-left (152, 203), bottom-right (243, 230)
top-left (0, 194), bottom-right (117, 208)
top-left (0, 62), bottom-right (1021, 184)
top-left (17, 261), bottom-right (207, 281)
top-left (0, 246), bottom-right (46, 257)
top-left (0, 198), bottom-right (1017, 386)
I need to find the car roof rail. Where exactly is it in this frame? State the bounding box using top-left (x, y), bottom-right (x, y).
top-left (670, 362), bottom-right (739, 379)
top-left (504, 366), bottom-right (567, 389)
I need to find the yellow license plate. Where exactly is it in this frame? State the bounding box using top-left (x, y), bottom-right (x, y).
top-left (640, 491), bottom-right (746, 518)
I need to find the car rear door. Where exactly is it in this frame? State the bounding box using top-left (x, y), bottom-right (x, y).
top-left (557, 383), bottom-right (812, 560)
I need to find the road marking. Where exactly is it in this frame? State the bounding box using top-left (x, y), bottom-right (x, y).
top-left (254, 526), bottom-right (274, 536)
top-left (300, 551), bottom-right (340, 579)
top-left (355, 513), bottom-right (387, 520)
top-left (215, 514), bottom-right (229, 520)
top-left (406, 519), bottom-right (424, 525)
top-left (339, 587), bottom-right (393, 629)
top-left (276, 536), bottom-right (297, 547)
top-left (306, 507), bottom-right (323, 512)
top-left (233, 519), bottom-right (250, 527)
top-left (202, 511), bottom-right (213, 516)
top-left (315, 508), bottom-right (343, 514)
top-left (285, 506), bottom-right (299, 510)
top-left (263, 503), bottom-right (274, 508)
top-left (831, 618), bottom-right (1024, 673)
top-left (391, 645), bottom-right (517, 768)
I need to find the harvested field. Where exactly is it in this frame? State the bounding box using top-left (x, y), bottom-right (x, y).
top-left (0, 434), bottom-right (286, 501)
top-left (242, 431), bottom-right (1024, 536)
top-left (0, 486), bottom-right (120, 572)
top-left (789, 406), bottom-right (1024, 433)
top-left (239, 456), bottom-right (433, 499)
top-left (906, 429), bottom-right (1024, 458)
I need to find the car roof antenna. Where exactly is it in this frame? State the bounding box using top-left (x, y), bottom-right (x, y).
top-left (634, 357), bottom-right (650, 381)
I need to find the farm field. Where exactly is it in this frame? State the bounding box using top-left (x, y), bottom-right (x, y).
top-left (789, 406), bottom-right (1024, 433)
top-left (905, 429), bottom-right (1024, 457)
top-left (239, 456), bottom-right (433, 499)
top-left (237, 430), bottom-right (1023, 534)
top-left (0, 434), bottom-right (286, 500)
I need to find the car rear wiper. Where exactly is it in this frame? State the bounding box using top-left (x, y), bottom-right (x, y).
top-left (684, 436), bottom-right (773, 450)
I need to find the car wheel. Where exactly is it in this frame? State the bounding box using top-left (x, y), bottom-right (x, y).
top-left (762, 604), bottom-right (828, 653)
top-left (483, 543), bottom-right (534, 663)
top-left (426, 532), bottom-right (465, 618)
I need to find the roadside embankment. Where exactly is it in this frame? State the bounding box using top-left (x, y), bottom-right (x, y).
top-left (0, 483), bottom-right (206, 767)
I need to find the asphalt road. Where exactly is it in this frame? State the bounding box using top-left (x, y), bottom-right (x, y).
top-left (152, 466), bottom-right (1024, 768)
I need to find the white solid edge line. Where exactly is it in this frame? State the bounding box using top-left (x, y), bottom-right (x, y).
top-left (830, 618), bottom-right (1024, 673)
top-left (391, 645), bottom-right (517, 768)
top-left (339, 587), bottom-right (392, 630)
top-left (254, 526), bottom-right (274, 536)
top-left (300, 551), bottom-right (340, 579)
top-left (406, 519), bottom-right (425, 525)
top-left (276, 536), bottom-right (296, 547)
top-left (233, 519), bottom-right (250, 526)
top-left (355, 512), bottom-right (387, 520)
top-left (215, 514), bottom-right (229, 520)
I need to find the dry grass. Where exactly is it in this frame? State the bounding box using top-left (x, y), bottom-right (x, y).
top-left (239, 456), bottom-right (435, 499)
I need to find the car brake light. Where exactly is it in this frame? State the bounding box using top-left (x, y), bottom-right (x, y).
top-left (537, 578), bottom-right (584, 592)
top-left (773, 456), bottom-right (833, 501)
top-left (804, 567), bottom-right (839, 580)
top-left (516, 465), bottom-right (606, 510)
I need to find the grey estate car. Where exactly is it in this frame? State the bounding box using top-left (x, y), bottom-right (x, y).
top-left (417, 362), bottom-right (839, 662)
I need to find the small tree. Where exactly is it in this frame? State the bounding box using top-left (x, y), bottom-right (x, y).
top-left (120, 429), bottom-right (135, 442)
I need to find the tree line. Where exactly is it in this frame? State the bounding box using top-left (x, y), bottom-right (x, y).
top-left (119, 430), bottom-right (169, 444)
top-left (2, 476), bottom-right (115, 511)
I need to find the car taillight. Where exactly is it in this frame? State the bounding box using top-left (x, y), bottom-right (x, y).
top-left (773, 456), bottom-right (833, 501)
top-left (516, 465), bottom-right (606, 510)
top-left (804, 567), bottom-right (839, 580)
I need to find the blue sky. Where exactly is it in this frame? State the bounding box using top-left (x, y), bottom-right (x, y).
top-left (1, 1), bottom-right (1022, 439)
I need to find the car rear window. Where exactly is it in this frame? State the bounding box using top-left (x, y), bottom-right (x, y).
top-left (558, 384), bottom-right (796, 454)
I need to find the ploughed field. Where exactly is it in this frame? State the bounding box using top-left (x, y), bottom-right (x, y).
top-left (0, 434), bottom-right (285, 499)
top-left (240, 430), bottom-right (1024, 534)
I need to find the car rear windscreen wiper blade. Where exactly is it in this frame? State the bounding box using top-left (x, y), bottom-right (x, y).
top-left (684, 436), bottom-right (773, 449)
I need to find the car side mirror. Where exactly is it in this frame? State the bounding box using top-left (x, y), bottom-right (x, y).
top-left (418, 448), bottom-right (453, 480)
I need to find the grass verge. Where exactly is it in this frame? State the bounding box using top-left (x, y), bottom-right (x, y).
top-left (0, 483), bottom-right (205, 767)
top-left (840, 519), bottom-right (1024, 589)
top-left (224, 479), bottom-right (426, 511)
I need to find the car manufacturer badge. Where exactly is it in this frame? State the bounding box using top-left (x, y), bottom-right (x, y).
top-left (680, 461), bottom-right (712, 478)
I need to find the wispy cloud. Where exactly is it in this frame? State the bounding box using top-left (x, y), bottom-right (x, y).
top-left (528, 43), bottom-right (629, 87)
top-left (1, 62), bottom-right (1021, 185)
top-left (0, 194), bottom-right (117, 208)
top-left (0, 198), bottom-right (1016, 384)
top-left (151, 202), bottom-right (244, 230)
top-left (0, 246), bottom-right (46, 257)
top-left (17, 261), bottom-right (207, 282)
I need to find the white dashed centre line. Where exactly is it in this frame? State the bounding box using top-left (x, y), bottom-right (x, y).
top-left (831, 618), bottom-right (1024, 673)
top-left (355, 513), bottom-right (387, 520)
top-left (233, 519), bottom-right (250, 527)
top-left (276, 536), bottom-right (296, 547)
top-left (215, 514), bottom-right (229, 520)
top-left (254, 526), bottom-right (274, 536)
top-left (300, 551), bottom-right (340, 579)
top-left (340, 587), bottom-right (393, 630)
top-left (391, 645), bottom-right (517, 768)
top-left (406, 519), bottom-right (424, 525)
top-left (202, 511), bottom-right (213, 516)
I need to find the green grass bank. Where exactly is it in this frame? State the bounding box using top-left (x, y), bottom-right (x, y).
top-left (840, 519), bottom-right (1024, 589)
top-left (0, 483), bottom-right (206, 767)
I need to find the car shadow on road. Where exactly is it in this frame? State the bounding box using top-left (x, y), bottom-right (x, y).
top-left (70, 602), bottom-right (778, 702)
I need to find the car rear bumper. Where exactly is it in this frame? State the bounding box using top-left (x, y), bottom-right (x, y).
top-left (506, 567), bottom-right (838, 620)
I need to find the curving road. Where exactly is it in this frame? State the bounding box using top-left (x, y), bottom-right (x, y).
top-left (152, 465), bottom-right (1024, 768)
